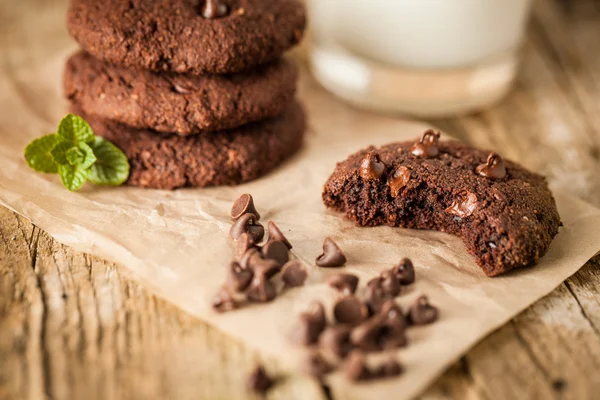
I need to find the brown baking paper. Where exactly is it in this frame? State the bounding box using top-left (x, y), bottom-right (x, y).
top-left (2, 24), bottom-right (600, 400)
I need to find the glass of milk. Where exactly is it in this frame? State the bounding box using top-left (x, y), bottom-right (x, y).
top-left (308, 0), bottom-right (533, 117)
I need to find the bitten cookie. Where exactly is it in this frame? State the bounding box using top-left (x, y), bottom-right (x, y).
top-left (322, 132), bottom-right (561, 276)
top-left (67, 0), bottom-right (306, 75)
top-left (71, 102), bottom-right (306, 189)
top-left (64, 51), bottom-right (298, 135)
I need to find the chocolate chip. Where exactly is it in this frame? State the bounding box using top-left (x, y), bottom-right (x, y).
top-left (373, 358), bottom-right (403, 378)
top-left (234, 232), bottom-right (257, 259)
top-left (333, 296), bottom-right (368, 326)
top-left (316, 237), bottom-right (346, 268)
top-left (351, 313), bottom-right (407, 351)
top-left (327, 273), bottom-right (359, 295)
top-left (380, 270), bottom-right (401, 298)
top-left (247, 365), bottom-right (273, 394)
top-left (212, 288), bottom-right (236, 313)
top-left (476, 152), bottom-right (507, 179)
top-left (445, 192), bottom-right (478, 218)
top-left (225, 261), bottom-right (253, 292)
top-left (239, 247), bottom-right (261, 269)
top-left (289, 302), bottom-right (327, 345)
top-left (303, 351), bottom-right (334, 378)
top-left (380, 300), bottom-right (406, 329)
top-left (250, 257), bottom-right (281, 280)
top-left (281, 260), bottom-right (307, 287)
top-left (391, 258), bottom-right (415, 285)
top-left (320, 325), bottom-right (353, 359)
top-left (411, 129), bottom-right (441, 158)
top-left (246, 276), bottom-right (276, 303)
top-left (343, 351), bottom-right (372, 382)
top-left (201, 0), bottom-right (228, 19)
top-left (388, 166), bottom-right (410, 197)
top-left (267, 221), bottom-right (292, 249)
top-left (229, 213), bottom-right (264, 242)
top-left (408, 295), bottom-right (438, 325)
top-left (261, 240), bottom-right (289, 266)
top-left (231, 194), bottom-right (260, 220)
top-left (364, 277), bottom-right (387, 314)
top-left (359, 151), bottom-right (386, 180)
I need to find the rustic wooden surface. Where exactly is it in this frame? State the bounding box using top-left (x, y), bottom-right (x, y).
top-left (1, 0), bottom-right (600, 399)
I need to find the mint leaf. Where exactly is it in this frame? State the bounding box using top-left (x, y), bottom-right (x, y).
top-left (58, 164), bottom-right (88, 191)
top-left (24, 134), bottom-right (59, 173)
top-left (50, 140), bottom-right (74, 165)
top-left (87, 137), bottom-right (130, 185)
top-left (57, 114), bottom-right (94, 144)
top-left (77, 142), bottom-right (97, 169)
top-left (66, 147), bottom-right (85, 165)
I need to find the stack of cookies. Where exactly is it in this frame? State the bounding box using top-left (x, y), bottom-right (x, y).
top-left (63, 0), bottom-right (306, 189)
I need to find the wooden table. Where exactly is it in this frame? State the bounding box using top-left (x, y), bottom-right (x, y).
top-left (1, 0), bottom-right (600, 399)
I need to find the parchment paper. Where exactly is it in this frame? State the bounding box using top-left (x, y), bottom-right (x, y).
top-left (2, 21), bottom-right (600, 400)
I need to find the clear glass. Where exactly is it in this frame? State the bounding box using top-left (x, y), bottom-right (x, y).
top-left (308, 0), bottom-right (533, 117)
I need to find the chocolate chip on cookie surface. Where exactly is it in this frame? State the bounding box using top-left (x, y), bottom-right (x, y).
top-left (322, 138), bottom-right (561, 276)
top-left (70, 102), bottom-right (305, 189)
top-left (64, 51), bottom-right (298, 135)
top-left (67, 0), bottom-right (306, 75)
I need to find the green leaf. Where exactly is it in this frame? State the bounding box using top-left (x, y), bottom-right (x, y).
top-left (66, 147), bottom-right (84, 165)
top-left (87, 137), bottom-right (130, 186)
top-left (77, 142), bottom-right (97, 169)
top-left (57, 114), bottom-right (94, 144)
top-left (58, 164), bottom-right (88, 191)
top-left (24, 134), bottom-right (59, 173)
top-left (50, 140), bottom-right (74, 165)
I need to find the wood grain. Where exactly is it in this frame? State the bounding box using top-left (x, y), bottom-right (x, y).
top-left (1, 0), bottom-right (600, 399)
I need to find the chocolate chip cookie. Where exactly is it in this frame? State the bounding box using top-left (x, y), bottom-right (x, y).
top-left (64, 51), bottom-right (298, 135)
top-left (67, 0), bottom-right (306, 75)
top-left (322, 135), bottom-right (561, 276)
top-left (70, 102), bottom-right (305, 189)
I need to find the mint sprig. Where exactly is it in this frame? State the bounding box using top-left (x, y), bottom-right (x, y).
top-left (24, 114), bottom-right (130, 191)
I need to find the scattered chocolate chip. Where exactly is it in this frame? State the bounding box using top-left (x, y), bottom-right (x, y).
top-left (364, 277), bottom-right (387, 314)
top-left (359, 151), bottom-right (386, 180)
top-left (391, 258), bottom-right (415, 285)
top-left (225, 261), bottom-right (254, 292)
top-left (281, 260), bottom-right (307, 287)
top-left (261, 240), bottom-right (289, 266)
top-left (380, 300), bottom-right (406, 329)
top-left (289, 302), bottom-right (327, 345)
top-left (327, 273), bottom-right (359, 295)
top-left (239, 247), bottom-right (261, 269)
top-left (333, 296), bottom-right (368, 326)
top-left (267, 221), bottom-right (292, 249)
top-left (320, 325), bottom-right (353, 359)
top-left (410, 129), bottom-right (441, 158)
top-left (231, 194), bottom-right (260, 220)
top-left (351, 313), bottom-right (407, 351)
top-left (343, 351), bottom-right (372, 382)
top-left (476, 152), bottom-right (507, 179)
top-left (212, 288), bottom-right (237, 313)
top-left (316, 237), bottom-right (346, 268)
top-left (445, 192), bottom-right (478, 218)
top-left (373, 358), bottom-right (403, 378)
top-left (251, 257), bottom-right (281, 280)
top-left (229, 213), bottom-right (264, 242)
top-left (408, 295), bottom-right (438, 325)
top-left (388, 165), bottom-right (410, 197)
top-left (234, 232), bottom-right (257, 259)
top-left (380, 270), bottom-right (401, 297)
top-left (303, 351), bottom-right (334, 378)
top-left (201, 0), bottom-right (228, 19)
top-left (247, 365), bottom-right (273, 394)
top-left (246, 276), bottom-right (276, 303)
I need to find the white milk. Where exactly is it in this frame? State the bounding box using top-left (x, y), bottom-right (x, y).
top-left (308, 0), bottom-right (533, 116)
